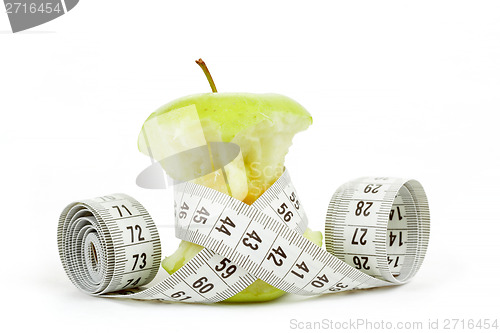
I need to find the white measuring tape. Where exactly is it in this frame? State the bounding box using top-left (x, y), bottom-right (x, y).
top-left (58, 169), bottom-right (430, 302)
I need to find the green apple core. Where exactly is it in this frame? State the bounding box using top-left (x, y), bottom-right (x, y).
top-left (138, 60), bottom-right (319, 302)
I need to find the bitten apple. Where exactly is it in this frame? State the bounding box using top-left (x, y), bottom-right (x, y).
top-left (138, 59), bottom-right (320, 302)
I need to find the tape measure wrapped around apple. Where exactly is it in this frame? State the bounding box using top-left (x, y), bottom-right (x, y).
top-left (57, 59), bottom-right (430, 303)
top-left (137, 59), bottom-right (322, 302)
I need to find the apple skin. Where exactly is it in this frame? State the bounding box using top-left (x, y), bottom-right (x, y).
top-left (140, 92), bottom-right (312, 142)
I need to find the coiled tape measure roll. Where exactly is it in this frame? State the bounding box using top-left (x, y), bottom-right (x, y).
top-left (58, 169), bottom-right (430, 302)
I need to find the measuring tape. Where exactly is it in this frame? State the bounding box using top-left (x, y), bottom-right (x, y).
top-left (58, 169), bottom-right (430, 302)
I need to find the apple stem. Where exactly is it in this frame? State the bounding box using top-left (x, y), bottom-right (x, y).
top-left (196, 58), bottom-right (218, 93)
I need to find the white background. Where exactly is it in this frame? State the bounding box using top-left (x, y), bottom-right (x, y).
top-left (1, 1), bottom-right (499, 332)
